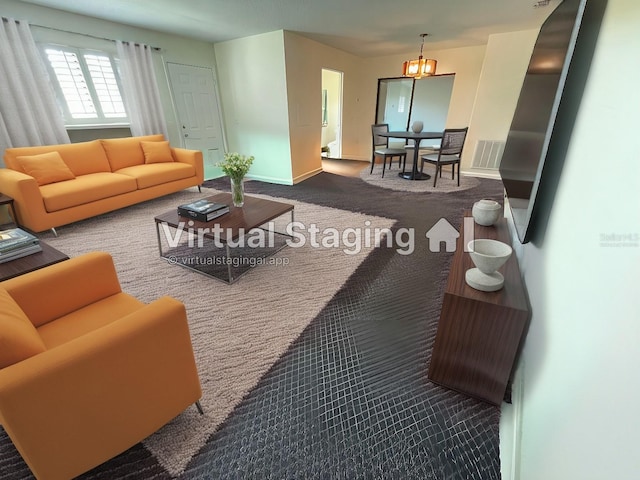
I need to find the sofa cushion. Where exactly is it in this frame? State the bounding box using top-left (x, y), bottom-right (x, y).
top-left (39, 172), bottom-right (138, 212)
top-left (101, 135), bottom-right (165, 171)
top-left (141, 141), bottom-right (174, 164)
top-left (0, 287), bottom-right (46, 368)
top-left (4, 140), bottom-right (112, 176)
top-left (115, 163), bottom-right (196, 189)
top-left (17, 151), bottom-right (76, 186)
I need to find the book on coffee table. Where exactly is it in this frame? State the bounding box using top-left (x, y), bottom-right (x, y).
top-left (177, 199), bottom-right (230, 222)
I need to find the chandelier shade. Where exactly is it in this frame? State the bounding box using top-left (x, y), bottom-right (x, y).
top-left (403, 34), bottom-right (437, 79)
top-left (402, 58), bottom-right (437, 78)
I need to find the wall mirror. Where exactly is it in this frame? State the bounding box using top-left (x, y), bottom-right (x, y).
top-left (375, 74), bottom-right (455, 140)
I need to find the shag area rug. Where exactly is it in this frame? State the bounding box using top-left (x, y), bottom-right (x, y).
top-left (4, 187), bottom-right (393, 477)
top-left (361, 161), bottom-right (481, 193)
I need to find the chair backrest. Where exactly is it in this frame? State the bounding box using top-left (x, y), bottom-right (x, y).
top-left (372, 124), bottom-right (390, 148)
top-left (440, 127), bottom-right (468, 156)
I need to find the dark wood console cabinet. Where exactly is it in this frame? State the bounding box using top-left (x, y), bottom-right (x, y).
top-left (428, 213), bottom-right (530, 405)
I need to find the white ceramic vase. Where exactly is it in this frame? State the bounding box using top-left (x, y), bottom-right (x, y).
top-left (465, 239), bottom-right (512, 291)
top-left (411, 121), bottom-right (423, 133)
top-left (471, 199), bottom-right (502, 226)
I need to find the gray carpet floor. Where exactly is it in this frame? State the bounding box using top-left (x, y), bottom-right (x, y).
top-left (1, 171), bottom-right (505, 479)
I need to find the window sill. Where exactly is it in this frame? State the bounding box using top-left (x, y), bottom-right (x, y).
top-left (65, 123), bottom-right (130, 130)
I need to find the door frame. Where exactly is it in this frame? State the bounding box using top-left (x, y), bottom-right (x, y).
top-left (321, 68), bottom-right (343, 159)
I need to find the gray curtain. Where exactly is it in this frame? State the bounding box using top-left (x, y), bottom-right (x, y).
top-left (116, 40), bottom-right (168, 138)
top-left (0, 18), bottom-right (70, 156)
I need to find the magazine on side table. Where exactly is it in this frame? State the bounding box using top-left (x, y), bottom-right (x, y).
top-left (0, 227), bottom-right (42, 264)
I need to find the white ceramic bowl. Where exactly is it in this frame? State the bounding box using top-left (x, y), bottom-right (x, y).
top-left (467, 239), bottom-right (512, 274)
top-left (472, 199), bottom-right (502, 226)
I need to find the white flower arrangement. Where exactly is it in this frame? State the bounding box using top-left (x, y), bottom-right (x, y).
top-left (217, 152), bottom-right (254, 182)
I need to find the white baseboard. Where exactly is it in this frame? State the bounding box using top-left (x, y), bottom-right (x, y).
top-left (293, 167), bottom-right (323, 184)
top-left (245, 174), bottom-right (293, 185)
top-left (500, 363), bottom-right (524, 480)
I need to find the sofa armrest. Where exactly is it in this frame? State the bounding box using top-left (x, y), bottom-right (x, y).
top-left (172, 147), bottom-right (204, 184)
top-left (1, 251), bottom-right (122, 328)
top-left (0, 296), bottom-right (202, 480)
top-left (0, 169), bottom-right (48, 230)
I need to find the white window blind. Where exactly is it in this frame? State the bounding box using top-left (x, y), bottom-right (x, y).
top-left (42, 45), bottom-right (128, 126)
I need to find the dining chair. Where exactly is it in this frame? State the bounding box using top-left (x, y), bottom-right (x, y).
top-left (420, 127), bottom-right (468, 187)
top-left (371, 124), bottom-right (407, 178)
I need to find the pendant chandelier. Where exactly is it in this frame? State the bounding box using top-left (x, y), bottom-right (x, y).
top-left (402, 33), bottom-right (437, 79)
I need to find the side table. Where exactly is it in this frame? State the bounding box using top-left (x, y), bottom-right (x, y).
top-left (0, 193), bottom-right (19, 228)
top-left (0, 241), bottom-right (69, 282)
top-left (427, 213), bottom-right (531, 405)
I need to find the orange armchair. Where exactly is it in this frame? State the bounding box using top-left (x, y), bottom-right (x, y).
top-left (0, 252), bottom-right (202, 480)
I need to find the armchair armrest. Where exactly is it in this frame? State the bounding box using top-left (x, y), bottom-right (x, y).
top-left (1, 251), bottom-right (122, 328)
top-left (172, 147), bottom-right (204, 184)
top-left (0, 296), bottom-right (202, 480)
top-left (0, 169), bottom-right (47, 230)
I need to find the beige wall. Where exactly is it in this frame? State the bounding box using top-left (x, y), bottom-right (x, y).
top-left (282, 32), bottom-right (323, 182)
top-left (465, 29), bottom-right (539, 173)
top-left (282, 31), bottom-right (367, 180)
top-left (356, 45), bottom-right (487, 161)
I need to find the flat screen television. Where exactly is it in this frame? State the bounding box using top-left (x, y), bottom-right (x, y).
top-left (500, 0), bottom-right (607, 243)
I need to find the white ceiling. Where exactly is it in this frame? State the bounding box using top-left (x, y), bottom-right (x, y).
top-left (17, 0), bottom-right (558, 57)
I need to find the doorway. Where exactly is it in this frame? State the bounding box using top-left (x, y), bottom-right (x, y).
top-left (167, 63), bottom-right (226, 180)
top-left (321, 69), bottom-right (343, 159)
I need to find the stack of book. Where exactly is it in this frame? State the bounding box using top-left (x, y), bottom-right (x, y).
top-left (0, 228), bottom-right (42, 264)
top-left (177, 199), bottom-right (230, 222)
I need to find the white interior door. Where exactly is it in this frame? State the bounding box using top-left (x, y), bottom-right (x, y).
top-left (167, 63), bottom-right (225, 179)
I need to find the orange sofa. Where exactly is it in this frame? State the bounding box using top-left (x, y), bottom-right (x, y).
top-left (0, 251), bottom-right (202, 480)
top-left (0, 135), bottom-right (203, 233)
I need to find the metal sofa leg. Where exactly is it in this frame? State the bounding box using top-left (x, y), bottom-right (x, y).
top-left (50, 227), bottom-right (58, 237)
top-left (195, 401), bottom-right (204, 415)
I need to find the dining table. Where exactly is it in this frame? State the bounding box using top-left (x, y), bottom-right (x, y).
top-left (378, 130), bottom-right (443, 180)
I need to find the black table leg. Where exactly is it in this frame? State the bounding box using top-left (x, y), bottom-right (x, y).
top-left (399, 140), bottom-right (431, 180)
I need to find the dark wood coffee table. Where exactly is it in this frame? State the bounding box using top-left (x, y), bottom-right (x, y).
top-left (154, 192), bottom-right (294, 283)
top-left (0, 241), bottom-right (69, 282)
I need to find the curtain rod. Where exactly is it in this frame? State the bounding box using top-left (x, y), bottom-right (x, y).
top-left (2, 17), bottom-right (161, 51)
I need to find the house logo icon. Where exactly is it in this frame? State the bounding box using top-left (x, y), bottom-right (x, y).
top-left (426, 218), bottom-right (459, 252)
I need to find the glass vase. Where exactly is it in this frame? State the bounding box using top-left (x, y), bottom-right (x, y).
top-left (230, 177), bottom-right (245, 207)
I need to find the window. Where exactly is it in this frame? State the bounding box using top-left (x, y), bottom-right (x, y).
top-left (398, 96), bottom-right (406, 113)
top-left (41, 45), bottom-right (128, 126)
